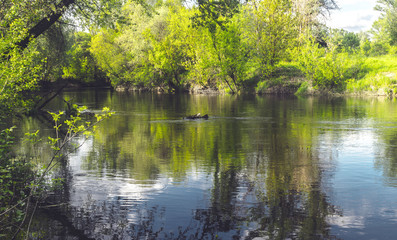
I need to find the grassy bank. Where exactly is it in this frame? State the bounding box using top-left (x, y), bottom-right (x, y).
top-left (345, 55), bottom-right (397, 95)
top-left (253, 54), bottom-right (397, 97)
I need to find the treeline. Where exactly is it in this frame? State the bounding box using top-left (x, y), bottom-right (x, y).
top-left (87, 0), bottom-right (338, 93)
top-left (2, 0), bottom-right (397, 115)
top-left (76, 0), bottom-right (397, 95)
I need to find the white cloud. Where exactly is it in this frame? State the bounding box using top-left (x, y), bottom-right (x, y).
top-left (327, 214), bottom-right (366, 229)
top-left (327, 0), bottom-right (380, 32)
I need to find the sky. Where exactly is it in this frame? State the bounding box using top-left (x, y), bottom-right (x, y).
top-left (327, 0), bottom-right (380, 32)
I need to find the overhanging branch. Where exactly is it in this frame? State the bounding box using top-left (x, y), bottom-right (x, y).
top-left (16, 0), bottom-right (76, 51)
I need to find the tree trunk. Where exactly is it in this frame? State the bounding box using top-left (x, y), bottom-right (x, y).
top-left (16, 0), bottom-right (75, 51)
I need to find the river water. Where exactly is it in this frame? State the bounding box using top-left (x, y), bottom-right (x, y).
top-left (19, 90), bottom-right (397, 239)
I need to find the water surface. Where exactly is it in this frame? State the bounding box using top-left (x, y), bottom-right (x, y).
top-left (21, 91), bottom-right (397, 239)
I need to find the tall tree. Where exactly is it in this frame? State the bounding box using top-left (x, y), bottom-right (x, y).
top-left (374, 0), bottom-right (397, 45)
top-left (292, 0), bottom-right (338, 34)
top-left (0, 0), bottom-right (141, 114)
top-left (244, 0), bottom-right (297, 78)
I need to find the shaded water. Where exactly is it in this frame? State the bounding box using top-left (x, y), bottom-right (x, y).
top-left (19, 90), bottom-right (397, 239)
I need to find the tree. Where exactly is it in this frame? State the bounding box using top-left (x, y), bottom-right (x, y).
top-left (0, 0), bottom-right (142, 115)
top-left (292, 0), bottom-right (338, 34)
top-left (214, 15), bottom-right (250, 93)
top-left (144, 2), bottom-right (194, 92)
top-left (0, 39), bottom-right (42, 115)
top-left (327, 28), bottom-right (360, 52)
top-left (1, 0), bottom-right (129, 54)
top-left (193, 0), bottom-right (242, 30)
top-left (63, 32), bottom-right (105, 84)
top-left (191, 0), bottom-right (249, 93)
top-left (244, 0), bottom-right (297, 78)
top-left (90, 29), bottom-right (130, 86)
top-left (373, 0), bottom-right (397, 45)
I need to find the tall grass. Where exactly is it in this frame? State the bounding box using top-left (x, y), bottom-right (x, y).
top-left (346, 55), bottom-right (397, 94)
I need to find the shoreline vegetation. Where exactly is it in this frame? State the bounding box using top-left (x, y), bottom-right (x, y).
top-left (113, 53), bottom-right (397, 98)
top-left (55, 51), bottom-right (397, 98)
top-left (2, 0), bottom-right (397, 238)
top-left (3, 0), bottom-right (397, 118)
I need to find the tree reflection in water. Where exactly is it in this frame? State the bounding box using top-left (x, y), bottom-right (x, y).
top-left (23, 92), bottom-right (349, 239)
top-left (28, 150), bottom-right (339, 239)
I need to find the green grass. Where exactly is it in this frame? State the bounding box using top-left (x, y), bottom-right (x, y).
top-left (255, 61), bottom-right (304, 94)
top-left (255, 54), bottom-right (397, 96)
top-left (346, 55), bottom-right (397, 94)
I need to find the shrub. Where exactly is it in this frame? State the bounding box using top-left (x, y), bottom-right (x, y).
top-left (295, 81), bottom-right (310, 96)
top-left (293, 37), bottom-right (363, 91)
top-left (370, 42), bottom-right (389, 56)
top-left (255, 80), bottom-right (269, 94)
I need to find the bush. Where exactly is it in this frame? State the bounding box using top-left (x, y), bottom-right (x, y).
top-left (371, 42), bottom-right (389, 56)
top-left (293, 37), bottom-right (363, 91)
top-left (295, 81), bottom-right (310, 96)
top-left (255, 80), bottom-right (269, 94)
top-left (360, 39), bottom-right (371, 56)
top-left (0, 106), bottom-right (114, 238)
top-left (0, 127), bottom-right (38, 238)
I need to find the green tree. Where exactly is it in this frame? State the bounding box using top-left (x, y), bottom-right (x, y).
top-left (328, 28), bottom-right (360, 52)
top-left (63, 32), bottom-right (105, 84)
top-left (214, 15), bottom-right (250, 93)
top-left (144, 2), bottom-right (194, 92)
top-left (90, 29), bottom-right (130, 86)
top-left (244, 0), bottom-right (297, 78)
top-left (0, 42), bottom-right (42, 115)
top-left (374, 0), bottom-right (397, 45)
top-left (0, 0), bottom-right (142, 115)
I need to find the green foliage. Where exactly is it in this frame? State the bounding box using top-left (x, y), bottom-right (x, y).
top-left (0, 106), bottom-right (113, 238)
top-left (0, 127), bottom-right (38, 237)
top-left (328, 28), bottom-right (360, 53)
top-left (90, 29), bottom-right (130, 86)
top-left (346, 55), bottom-right (397, 94)
top-left (374, 0), bottom-right (397, 46)
top-left (89, 2), bottom-right (174, 89)
top-left (255, 80), bottom-right (269, 94)
top-left (360, 38), bottom-right (372, 56)
top-left (63, 32), bottom-right (105, 83)
top-left (193, 0), bottom-right (241, 29)
top-left (214, 14), bottom-right (250, 93)
top-left (244, 0), bottom-right (297, 77)
top-left (293, 36), bottom-right (363, 90)
top-left (143, 3), bottom-right (193, 92)
top-left (371, 41), bottom-right (390, 56)
top-left (295, 81), bottom-right (310, 96)
top-left (34, 24), bottom-right (68, 83)
top-left (0, 44), bottom-right (42, 114)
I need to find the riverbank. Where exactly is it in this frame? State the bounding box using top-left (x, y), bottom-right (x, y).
top-left (110, 54), bottom-right (397, 98)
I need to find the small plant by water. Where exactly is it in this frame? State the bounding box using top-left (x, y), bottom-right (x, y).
top-left (0, 105), bottom-right (113, 239)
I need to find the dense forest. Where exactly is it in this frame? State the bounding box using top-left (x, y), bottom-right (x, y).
top-left (2, 0), bottom-right (397, 238)
top-left (2, 0), bottom-right (397, 116)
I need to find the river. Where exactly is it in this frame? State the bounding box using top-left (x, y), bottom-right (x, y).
top-left (18, 90), bottom-right (397, 239)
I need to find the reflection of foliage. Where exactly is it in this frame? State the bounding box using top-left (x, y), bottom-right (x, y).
top-left (0, 105), bottom-right (113, 238)
top-left (17, 91), bottom-right (397, 239)
top-left (23, 91), bottom-right (397, 239)
top-left (49, 92), bottom-right (354, 238)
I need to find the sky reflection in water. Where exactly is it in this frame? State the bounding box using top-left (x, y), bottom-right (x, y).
top-left (24, 91), bottom-right (397, 239)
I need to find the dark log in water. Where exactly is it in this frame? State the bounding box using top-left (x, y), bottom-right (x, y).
top-left (185, 113), bottom-right (209, 120)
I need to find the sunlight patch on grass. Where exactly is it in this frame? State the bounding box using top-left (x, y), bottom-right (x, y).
top-left (346, 55), bottom-right (397, 94)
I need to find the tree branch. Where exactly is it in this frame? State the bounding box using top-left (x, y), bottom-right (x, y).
top-left (16, 0), bottom-right (76, 51)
